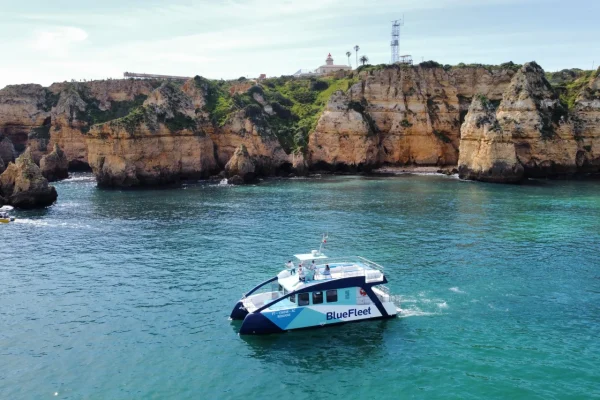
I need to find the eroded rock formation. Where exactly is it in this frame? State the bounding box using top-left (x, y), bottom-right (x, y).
top-left (308, 65), bottom-right (516, 170)
top-left (40, 144), bottom-right (69, 182)
top-left (225, 144), bottom-right (256, 183)
top-left (0, 62), bottom-right (599, 187)
top-left (573, 69), bottom-right (600, 172)
top-left (496, 62), bottom-right (577, 177)
top-left (458, 96), bottom-right (523, 183)
top-left (86, 83), bottom-right (218, 187)
top-left (0, 149), bottom-right (57, 208)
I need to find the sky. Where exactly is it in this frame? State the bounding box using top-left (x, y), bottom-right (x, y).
top-left (0, 0), bottom-right (598, 88)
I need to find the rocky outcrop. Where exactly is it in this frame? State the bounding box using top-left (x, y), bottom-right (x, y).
top-left (0, 149), bottom-right (57, 208)
top-left (0, 84), bottom-right (51, 153)
top-left (211, 110), bottom-right (289, 174)
top-left (458, 96), bottom-right (524, 183)
top-left (573, 69), bottom-right (600, 172)
top-left (225, 144), bottom-right (255, 183)
top-left (308, 90), bottom-right (378, 171)
top-left (0, 80), bottom-right (156, 170)
top-left (0, 155), bottom-right (4, 174)
top-left (308, 65), bottom-right (516, 170)
top-left (496, 62), bottom-right (577, 177)
top-left (40, 144), bottom-right (69, 182)
top-left (86, 83), bottom-right (217, 187)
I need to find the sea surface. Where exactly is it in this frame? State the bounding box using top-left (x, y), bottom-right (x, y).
top-left (1, 173), bottom-right (599, 399)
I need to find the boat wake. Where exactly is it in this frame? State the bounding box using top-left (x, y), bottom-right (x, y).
top-left (14, 219), bottom-right (95, 230)
top-left (396, 293), bottom-right (448, 318)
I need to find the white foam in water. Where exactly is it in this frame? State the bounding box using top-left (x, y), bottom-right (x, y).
top-left (63, 176), bottom-right (96, 183)
top-left (218, 179), bottom-right (230, 186)
top-left (397, 308), bottom-right (438, 318)
top-left (14, 219), bottom-right (94, 230)
top-left (449, 287), bottom-right (466, 294)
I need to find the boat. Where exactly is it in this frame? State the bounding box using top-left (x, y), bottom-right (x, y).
top-left (231, 236), bottom-right (401, 335)
top-left (0, 206), bottom-right (15, 223)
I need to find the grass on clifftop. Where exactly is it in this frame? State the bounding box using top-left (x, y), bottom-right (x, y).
top-left (194, 74), bottom-right (359, 153)
top-left (356, 61), bottom-right (522, 74)
top-left (543, 69), bottom-right (596, 111)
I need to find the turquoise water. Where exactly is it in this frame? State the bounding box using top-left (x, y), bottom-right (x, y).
top-left (1, 174), bottom-right (599, 399)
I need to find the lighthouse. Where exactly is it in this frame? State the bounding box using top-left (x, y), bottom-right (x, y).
top-left (315, 53), bottom-right (352, 75)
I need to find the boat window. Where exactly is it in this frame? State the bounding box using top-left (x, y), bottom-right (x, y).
top-left (298, 293), bottom-right (309, 306)
top-left (289, 294), bottom-right (295, 303)
top-left (283, 288), bottom-right (288, 296)
top-left (278, 284), bottom-right (283, 292)
top-left (312, 291), bottom-right (323, 304)
top-left (326, 290), bottom-right (338, 303)
top-left (345, 290), bottom-right (350, 300)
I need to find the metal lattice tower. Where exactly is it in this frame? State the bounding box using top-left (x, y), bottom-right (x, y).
top-left (391, 18), bottom-right (404, 64)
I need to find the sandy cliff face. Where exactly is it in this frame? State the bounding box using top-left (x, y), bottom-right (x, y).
top-left (495, 62), bottom-right (577, 177)
top-left (458, 96), bottom-right (524, 183)
top-left (457, 62), bottom-right (600, 181)
top-left (308, 90), bottom-right (377, 170)
top-left (573, 69), bottom-right (600, 172)
top-left (211, 111), bottom-right (290, 173)
top-left (308, 66), bottom-right (515, 169)
top-left (0, 80), bottom-right (156, 171)
top-left (86, 83), bottom-right (217, 187)
top-left (0, 84), bottom-right (51, 153)
top-left (0, 148), bottom-right (57, 208)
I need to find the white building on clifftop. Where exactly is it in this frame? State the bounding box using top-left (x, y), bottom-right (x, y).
top-left (294, 53), bottom-right (352, 77)
top-left (316, 53), bottom-right (352, 74)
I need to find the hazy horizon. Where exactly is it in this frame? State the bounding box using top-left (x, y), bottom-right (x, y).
top-left (1, 0), bottom-right (598, 89)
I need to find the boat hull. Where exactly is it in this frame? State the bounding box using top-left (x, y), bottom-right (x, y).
top-left (239, 303), bottom-right (398, 335)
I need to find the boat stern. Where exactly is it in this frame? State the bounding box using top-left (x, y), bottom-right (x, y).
top-left (239, 312), bottom-right (285, 335)
top-left (230, 300), bottom-right (249, 320)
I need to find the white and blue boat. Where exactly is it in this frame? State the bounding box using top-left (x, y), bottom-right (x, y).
top-left (231, 238), bottom-right (401, 335)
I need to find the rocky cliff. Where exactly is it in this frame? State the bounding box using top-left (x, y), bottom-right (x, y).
top-left (0, 149), bottom-right (57, 208)
top-left (308, 65), bottom-right (516, 170)
top-left (0, 79), bottom-right (157, 171)
top-left (458, 96), bottom-right (524, 183)
top-left (572, 69), bottom-right (600, 172)
top-left (458, 63), bottom-right (599, 182)
top-left (1, 62), bottom-right (599, 188)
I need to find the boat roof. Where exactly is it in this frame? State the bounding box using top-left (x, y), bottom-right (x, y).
top-left (294, 253), bottom-right (328, 261)
top-left (279, 257), bottom-right (385, 292)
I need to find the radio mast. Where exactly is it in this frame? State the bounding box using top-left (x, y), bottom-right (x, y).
top-left (390, 17), bottom-right (404, 64)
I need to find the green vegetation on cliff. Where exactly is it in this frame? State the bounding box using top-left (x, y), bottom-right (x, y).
top-left (547, 69), bottom-right (597, 110)
top-left (193, 74), bottom-right (358, 153)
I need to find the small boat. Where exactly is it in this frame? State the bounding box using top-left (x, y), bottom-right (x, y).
top-left (231, 236), bottom-right (401, 335)
top-left (0, 206), bottom-right (15, 223)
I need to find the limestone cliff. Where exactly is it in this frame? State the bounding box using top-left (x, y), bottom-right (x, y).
top-left (40, 144), bottom-right (69, 182)
top-left (0, 149), bottom-right (57, 208)
top-left (458, 96), bottom-right (524, 183)
top-left (495, 62), bottom-right (577, 177)
top-left (308, 65), bottom-right (516, 169)
top-left (308, 90), bottom-right (378, 170)
top-left (0, 79), bottom-right (156, 169)
top-left (86, 83), bottom-right (217, 187)
top-left (573, 69), bottom-right (600, 172)
top-left (225, 144), bottom-right (256, 183)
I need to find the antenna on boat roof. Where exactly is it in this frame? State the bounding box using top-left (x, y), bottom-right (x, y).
top-left (318, 233), bottom-right (329, 255)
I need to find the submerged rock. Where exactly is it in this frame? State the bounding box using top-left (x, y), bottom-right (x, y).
top-left (0, 149), bottom-right (57, 208)
top-left (225, 144), bottom-right (255, 183)
top-left (40, 143), bottom-right (69, 182)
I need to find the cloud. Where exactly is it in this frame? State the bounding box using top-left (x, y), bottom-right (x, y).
top-left (30, 26), bottom-right (88, 57)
